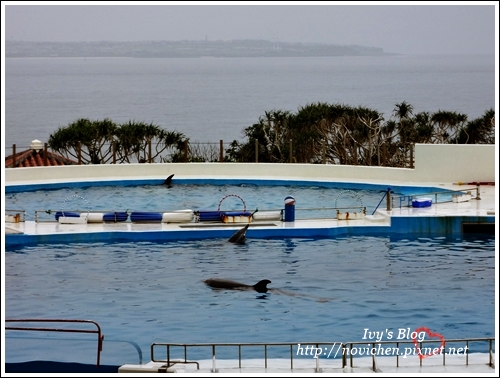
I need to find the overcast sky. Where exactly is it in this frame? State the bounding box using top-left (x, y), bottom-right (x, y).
top-left (1, 1), bottom-right (498, 55)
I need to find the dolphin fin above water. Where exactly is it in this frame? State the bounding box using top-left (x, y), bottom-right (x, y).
top-left (228, 224), bottom-right (249, 244)
top-left (252, 279), bottom-right (272, 293)
top-left (163, 174), bottom-right (174, 187)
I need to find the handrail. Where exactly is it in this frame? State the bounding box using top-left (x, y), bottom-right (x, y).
top-left (390, 186), bottom-right (480, 210)
top-left (343, 337), bottom-right (495, 371)
top-left (5, 319), bottom-right (104, 367)
top-left (151, 337), bottom-right (495, 372)
top-left (372, 188), bottom-right (392, 215)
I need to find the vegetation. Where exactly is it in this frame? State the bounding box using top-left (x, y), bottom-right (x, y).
top-left (47, 102), bottom-right (495, 167)
top-left (48, 118), bottom-right (187, 164)
top-left (226, 102), bottom-right (495, 167)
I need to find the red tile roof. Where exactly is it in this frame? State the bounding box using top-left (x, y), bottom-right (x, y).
top-left (5, 149), bottom-right (79, 168)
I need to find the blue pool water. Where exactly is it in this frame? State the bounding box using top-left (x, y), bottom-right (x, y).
top-left (5, 234), bottom-right (495, 366)
top-left (5, 181), bottom-right (452, 221)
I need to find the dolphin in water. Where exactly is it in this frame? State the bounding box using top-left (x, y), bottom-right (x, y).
top-left (204, 278), bottom-right (272, 293)
top-left (228, 224), bottom-right (249, 244)
top-left (204, 278), bottom-right (334, 302)
top-left (163, 174), bottom-right (174, 187)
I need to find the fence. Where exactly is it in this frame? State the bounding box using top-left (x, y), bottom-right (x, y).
top-left (5, 319), bottom-right (104, 367)
top-left (150, 338), bottom-right (495, 372)
top-left (5, 140), bottom-right (416, 168)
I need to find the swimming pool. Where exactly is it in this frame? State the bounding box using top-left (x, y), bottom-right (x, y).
top-left (5, 233), bottom-right (495, 367)
top-left (5, 181), bottom-right (452, 222)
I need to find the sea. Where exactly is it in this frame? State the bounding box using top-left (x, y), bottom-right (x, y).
top-left (3, 54), bottom-right (496, 152)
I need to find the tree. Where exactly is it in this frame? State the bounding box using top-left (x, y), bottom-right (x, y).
top-left (48, 118), bottom-right (118, 164)
top-left (226, 110), bottom-right (293, 163)
top-left (49, 118), bottom-right (187, 164)
top-left (115, 121), bottom-right (187, 163)
top-left (430, 110), bottom-right (467, 144)
top-left (290, 102), bottom-right (332, 163)
top-left (257, 110), bottom-right (293, 162)
top-left (227, 103), bottom-right (495, 167)
top-left (453, 108), bottom-right (495, 144)
top-left (412, 112), bottom-right (434, 143)
top-left (391, 101), bottom-right (414, 165)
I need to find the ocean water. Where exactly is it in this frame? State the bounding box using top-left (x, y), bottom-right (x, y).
top-left (4, 54), bottom-right (495, 150)
top-left (5, 234), bottom-right (495, 366)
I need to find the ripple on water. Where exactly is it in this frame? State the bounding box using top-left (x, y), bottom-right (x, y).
top-left (4, 232), bottom-right (494, 364)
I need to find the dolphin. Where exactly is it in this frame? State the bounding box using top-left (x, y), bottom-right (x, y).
top-left (204, 278), bottom-right (272, 293)
top-left (163, 174), bottom-right (174, 187)
top-left (203, 278), bottom-right (335, 302)
top-left (228, 224), bottom-right (249, 244)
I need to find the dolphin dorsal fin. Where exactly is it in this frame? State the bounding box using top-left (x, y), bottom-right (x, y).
top-left (253, 279), bottom-right (271, 293)
top-left (163, 174), bottom-right (174, 186)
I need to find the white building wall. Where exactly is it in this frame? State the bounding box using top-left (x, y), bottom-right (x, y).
top-left (412, 144), bottom-right (495, 182)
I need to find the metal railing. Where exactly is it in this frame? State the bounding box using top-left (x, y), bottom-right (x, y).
top-left (372, 188), bottom-right (393, 215)
top-left (343, 337), bottom-right (495, 371)
top-left (389, 186), bottom-right (481, 211)
top-left (151, 337), bottom-right (495, 372)
top-left (6, 141), bottom-right (417, 167)
top-left (151, 341), bottom-right (322, 371)
top-left (5, 319), bottom-right (104, 367)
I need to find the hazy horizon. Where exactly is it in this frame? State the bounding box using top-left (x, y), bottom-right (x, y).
top-left (2, 2), bottom-right (497, 56)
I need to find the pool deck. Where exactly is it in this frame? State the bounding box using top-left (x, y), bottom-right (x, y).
top-left (5, 184), bottom-right (496, 244)
top-left (119, 354), bottom-right (496, 374)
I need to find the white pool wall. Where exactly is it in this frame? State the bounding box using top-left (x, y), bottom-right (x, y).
top-left (5, 144), bottom-right (495, 186)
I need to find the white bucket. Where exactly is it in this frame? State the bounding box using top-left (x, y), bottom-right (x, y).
top-left (87, 213), bottom-right (104, 223)
top-left (162, 210), bottom-right (194, 223)
top-left (252, 211), bottom-right (281, 221)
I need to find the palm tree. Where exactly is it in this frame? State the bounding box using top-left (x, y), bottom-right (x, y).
top-left (115, 121), bottom-right (187, 163)
top-left (393, 101), bottom-right (414, 121)
top-left (392, 101), bottom-right (414, 166)
top-left (453, 109), bottom-right (495, 144)
top-left (430, 111), bottom-right (467, 143)
top-left (48, 118), bottom-right (118, 164)
top-left (412, 112), bottom-right (434, 143)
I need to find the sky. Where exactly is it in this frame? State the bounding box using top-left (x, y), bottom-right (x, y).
top-left (1, 1), bottom-right (498, 55)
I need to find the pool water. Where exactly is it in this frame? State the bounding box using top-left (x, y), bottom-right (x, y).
top-left (4, 183), bottom-right (445, 221)
top-left (5, 234), bottom-right (495, 366)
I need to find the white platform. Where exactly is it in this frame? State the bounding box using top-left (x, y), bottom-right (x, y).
top-left (119, 353), bottom-right (496, 374)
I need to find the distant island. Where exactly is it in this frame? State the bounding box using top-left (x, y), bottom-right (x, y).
top-left (5, 39), bottom-right (396, 58)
